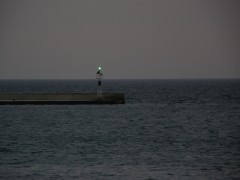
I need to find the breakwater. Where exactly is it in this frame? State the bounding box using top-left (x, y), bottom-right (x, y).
top-left (0, 93), bottom-right (125, 105)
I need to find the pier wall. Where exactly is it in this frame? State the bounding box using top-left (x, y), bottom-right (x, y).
top-left (0, 93), bottom-right (125, 104)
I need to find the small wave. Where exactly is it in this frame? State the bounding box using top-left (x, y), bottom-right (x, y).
top-left (6, 159), bottom-right (34, 165)
top-left (0, 147), bottom-right (12, 153)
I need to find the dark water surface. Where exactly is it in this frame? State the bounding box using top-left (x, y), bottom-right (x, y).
top-left (0, 80), bottom-right (240, 179)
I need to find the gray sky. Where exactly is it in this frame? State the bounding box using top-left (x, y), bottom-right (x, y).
top-left (0, 0), bottom-right (240, 79)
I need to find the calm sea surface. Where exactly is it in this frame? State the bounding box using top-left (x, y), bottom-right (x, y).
top-left (0, 80), bottom-right (240, 179)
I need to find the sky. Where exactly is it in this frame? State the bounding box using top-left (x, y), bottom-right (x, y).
top-left (0, 0), bottom-right (240, 79)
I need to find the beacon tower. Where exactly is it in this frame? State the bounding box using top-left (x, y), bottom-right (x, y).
top-left (96, 67), bottom-right (103, 99)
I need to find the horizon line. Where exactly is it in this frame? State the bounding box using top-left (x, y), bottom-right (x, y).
top-left (0, 77), bottom-right (240, 80)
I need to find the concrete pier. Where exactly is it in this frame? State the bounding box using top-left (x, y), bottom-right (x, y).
top-left (0, 93), bottom-right (125, 105)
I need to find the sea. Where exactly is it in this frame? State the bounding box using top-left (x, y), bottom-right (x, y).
top-left (0, 79), bottom-right (239, 180)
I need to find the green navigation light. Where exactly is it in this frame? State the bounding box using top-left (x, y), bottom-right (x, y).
top-left (98, 67), bottom-right (102, 70)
